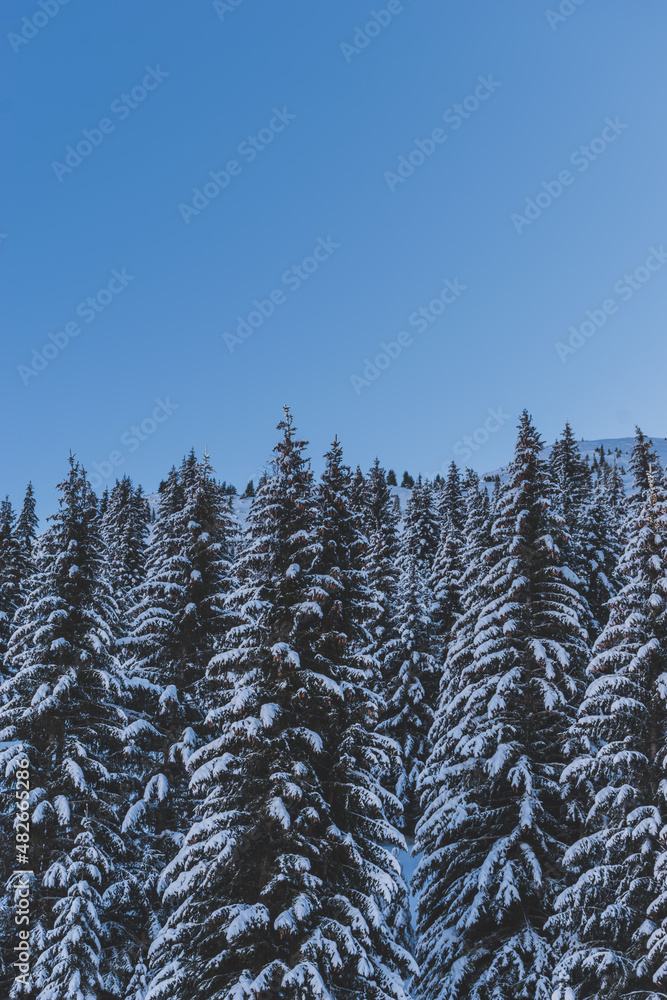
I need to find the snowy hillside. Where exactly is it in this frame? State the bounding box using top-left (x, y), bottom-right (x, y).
top-left (146, 436), bottom-right (667, 517)
top-left (485, 435), bottom-right (667, 492)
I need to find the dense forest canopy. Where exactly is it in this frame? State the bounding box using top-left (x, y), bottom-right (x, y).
top-left (2, 410), bottom-right (667, 1000)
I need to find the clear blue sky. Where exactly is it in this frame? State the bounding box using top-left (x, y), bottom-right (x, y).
top-left (2, 0), bottom-right (667, 519)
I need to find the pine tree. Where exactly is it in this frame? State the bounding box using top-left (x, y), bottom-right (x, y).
top-left (551, 469), bottom-right (667, 1000)
top-left (367, 466), bottom-right (441, 830)
top-left (121, 452), bottom-right (238, 933)
top-left (311, 436), bottom-right (374, 647)
top-left (578, 467), bottom-right (626, 631)
top-left (349, 464), bottom-right (367, 522)
top-left (0, 457), bottom-right (142, 999)
top-left (15, 481), bottom-right (38, 553)
top-left (401, 477), bottom-right (439, 575)
top-left (422, 469), bottom-right (493, 794)
top-left (629, 426), bottom-right (662, 507)
top-left (434, 468), bottom-right (492, 691)
top-left (549, 423), bottom-right (591, 534)
top-left (428, 465), bottom-right (467, 659)
top-left (360, 461), bottom-right (403, 733)
top-left (414, 412), bottom-right (590, 1000)
top-left (11, 481), bottom-right (40, 637)
top-left (102, 476), bottom-right (151, 605)
top-left (124, 959), bottom-right (149, 1000)
top-left (363, 460), bottom-right (400, 618)
top-left (146, 410), bottom-right (415, 1000)
top-left (179, 448), bottom-right (199, 493)
top-left (604, 458), bottom-right (628, 511)
top-left (378, 555), bottom-right (438, 832)
top-left (0, 498), bottom-right (23, 673)
top-left (387, 469), bottom-right (397, 487)
top-left (428, 523), bottom-right (462, 655)
top-left (438, 462), bottom-right (464, 531)
top-left (548, 424), bottom-right (606, 643)
top-left (490, 473), bottom-right (502, 514)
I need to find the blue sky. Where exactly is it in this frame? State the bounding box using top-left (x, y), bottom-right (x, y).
top-left (2, 0), bottom-right (667, 518)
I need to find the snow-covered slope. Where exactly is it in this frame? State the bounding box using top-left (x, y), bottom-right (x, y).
top-left (145, 436), bottom-right (667, 521)
top-left (484, 435), bottom-right (667, 493)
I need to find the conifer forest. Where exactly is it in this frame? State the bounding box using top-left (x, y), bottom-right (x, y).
top-left (3, 408), bottom-right (667, 1000)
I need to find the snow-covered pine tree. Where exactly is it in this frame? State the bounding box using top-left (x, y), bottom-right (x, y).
top-left (146, 409), bottom-right (415, 1000)
top-left (578, 464), bottom-right (627, 632)
top-left (121, 451), bottom-right (237, 935)
top-left (124, 958), bottom-right (149, 1000)
top-left (350, 463), bottom-right (367, 517)
top-left (318, 444), bottom-right (419, 950)
top-left (178, 448), bottom-right (199, 493)
top-left (102, 476), bottom-right (151, 606)
top-left (310, 436), bottom-right (374, 661)
top-left (437, 462), bottom-right (464, 532)
top-left (401, 477), bottom-right (439, 576)
top-left (363, 459), bottom-right (401, 647)
top-left (428, 528), bottom-right (463, 662)
top-left (550, 467), bottom-right (667, 1000)
top-left (489, 473), bottom-right (502, 518)
top-left (548, 423), bottom-right (591, 539)
top-left (443, 468), bottom-right (491, 656)
top-left (361, 460), bottom-right (423, 832)
top-left (412, 474), bottom-right (495, 997)
top-left (414, 412), bottom-right (590, 1000)
top-left (0, 498), bottom-right (23, 674)
top-left (378, 554), bottom-right (438, 833)
top-left (629, 426), bottom-right (663, 508)
top-left (459, 468), bottom-right (492, 583)
top-left (0, 456), bottom-right (142, 999)
top-left (603, 457), bottom-right (628, 513)
top-left (15, 481), bottom-right (38, 553)
top-left (1, 484), bottom-right (40, 680)
top-left (364, 460), bottom-right (399, 574)
top-left (427, 462), bottom-right (465, 659)
top-left (423, 469), bottom-right (493, 772)
top-left (548, 424), bottom-right (607, 645)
